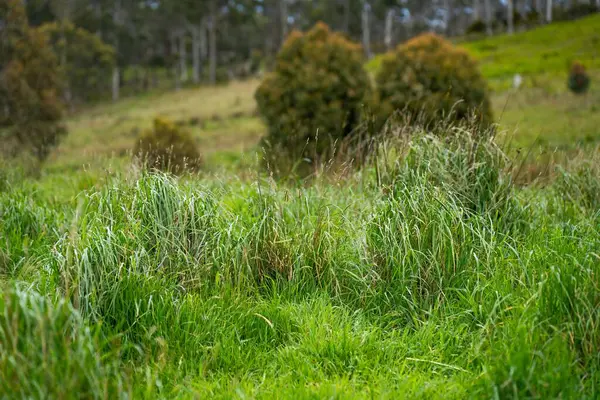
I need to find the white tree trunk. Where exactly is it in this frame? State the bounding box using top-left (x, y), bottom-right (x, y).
top-left (444, 0), bottom-right (452, 35)
top-left (280, 0), bottom-right (288, 46)
top-left (111, 0), bottom-right (121, 101)
top-left (507, 0), bottom-right (514, 34)
top-left (384, 8), bottom-right (394, 51)
top-left (179, 33), bottom-right (188, 83)
top-left (191, 25), bottom-right (201, 84)
top-left (362, 2), bottom-right (371, 59)
top-left (473, 0), bottom-right (481, 20)
top-left (484, 0), bottom-right (493, 35)
top-left (112, 68), bottom-right (120, 102)
top-left (209, 0), bottom-right (217, 85)
top-left (546, 0), bottom-right (553, 22)
top-left (342, 0), bottom-right (350, 33)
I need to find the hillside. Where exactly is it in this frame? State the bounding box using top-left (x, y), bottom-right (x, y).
top-left (367, 14), bottom-right (600, 89)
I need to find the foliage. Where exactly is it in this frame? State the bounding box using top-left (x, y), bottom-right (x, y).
top-left (0, 0), bottom-right (66, 161)
top-left (554, 3), bottom-right (598, 22)
top-left (568, 61), bottom-right (591, 95)
top-left (376, 33), bottom-right (493, 127)
top-left (465, 20), bottom-right (486, 35)
top-left (255, 22), bottom-right (372, 176)
top-left (134, 117), bottom-right (202, 173)
top-left (39, 21), bottom-right (115, 103)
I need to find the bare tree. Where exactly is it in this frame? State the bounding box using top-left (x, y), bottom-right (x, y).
top-left (484, 0), bottom-right (493, 35)
top-left (507, 0), bottom-right (514, 34)
top-left (208, 0), bottom-right (217, 85)
top-left (546, 0), bottom-right (553, 22)
top-left (362, 2), bottom-right (371, 59)
top-left (384, 8), bottom-right (394, 51)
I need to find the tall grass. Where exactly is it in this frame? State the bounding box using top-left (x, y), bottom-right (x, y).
top-left (0, 126), bottom-right (598, 398)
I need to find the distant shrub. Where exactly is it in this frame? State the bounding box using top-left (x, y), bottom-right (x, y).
top-left (466, 20), bottom-right (487, 35)
top-left (0, 0), bottom-right (66, 161)
top-left (249, 49), bottom-right (263, 75)
top-left (134, 117), bottom-right (202, 173)
top-left (568, 62), bottom-right (590, 94)
top-left (39, 21), bottom-right (115, 103)
top-left (554, 4), bottom-right (598, 22)
top-left (255, 22), bottom-right (372, 176)
top-left (376, 33), bottom-right (493, 128)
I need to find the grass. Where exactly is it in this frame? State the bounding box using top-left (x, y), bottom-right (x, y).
top-left (367, 14), bottom-right (600, 90)
top-left (2, 129), bottom-right (599, 398)
top-left (2, 15), bottom-right (600, 399)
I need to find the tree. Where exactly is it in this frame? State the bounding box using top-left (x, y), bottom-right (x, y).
top-left (39, 21), bottom-right (115, 104)
top-left (507, 0), bottom-right (514, 33)
top-left (0, 0), bottom-right (66, 161)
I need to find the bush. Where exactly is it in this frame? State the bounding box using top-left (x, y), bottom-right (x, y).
top-left (466, 20), bottom-right (487, 35)
top-left (134, 117), bottom-right (202, 173)
top-left (554, 4), bottom-right (598, 22)
top-left (568, 61), bottom-right (590, 95)
top-left (255, 22), bottom-right (372, 176)
top-left (0, 0), bottom-right (66, 161)
top-left (39, 21), bottom-right (116, 104)
top-left (376, 34), bottom-right (492, 128)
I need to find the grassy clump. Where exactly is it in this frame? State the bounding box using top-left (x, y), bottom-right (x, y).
top-left (0, 286), bottom-right (128, 397)
top-left (1, 126), bottom-right (599, 398)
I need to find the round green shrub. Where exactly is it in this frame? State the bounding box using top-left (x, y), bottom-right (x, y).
top-left (134, 117), bottom-right (202, 174)
top-left (568, 62), bottom-right (590, 95)
top-left (255, 22), bottom-right (372, 175)
top-left (376, 33), bottom-right (493, 128)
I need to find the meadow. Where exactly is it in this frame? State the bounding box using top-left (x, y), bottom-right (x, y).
top-left (1, 15), bottom-right (600, 400)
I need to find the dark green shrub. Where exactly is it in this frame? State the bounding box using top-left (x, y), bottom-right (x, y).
top-left (466, 20), bottom-right (487, 35)
top-left (255, 22), bottom-right (372, 176)
top-left (568, 61), bottom-right (590, 94)
top-left (554, 4), bottom-right (598, 21)
top-left (39, 21), bottom-right (115, 103)
top-left (376, 33), bottom-right (493, 128)
top-left (0, 0), bottom-right (66, 161)
top-left (134, 117), bottom-right (202, 173)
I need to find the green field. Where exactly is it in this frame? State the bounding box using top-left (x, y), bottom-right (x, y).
top-left (2, 16), bottom-right (600, 399)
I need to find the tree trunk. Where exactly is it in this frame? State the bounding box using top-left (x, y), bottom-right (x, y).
top-left (484, 0), bottom-right (493, 35)
top-left (546, 0), bottom-right (553, 22)
top-left (112, 68), bottom-right (120, 101)
top-left (209, 0), bottom-right (217, 85)
top-left (170, 32), bottom-right (180, 90)
top-left (362, 2), bottom-right (371, 59)
top-left (473, 0), bottom-right (481, 20)
top-left (384, 8), bottom-right (394, 51)
top-left (191, 25), bottom-right (202, 84)
top-left (342, 0), bottom-right (350, 34)
top-left (280, 0), bottom-right (288, 46)
top-left (535, 0), bottom-right (542, 13)
top-left (444, 0), bottom-right (452, 35)
top-left (507, 0), bottom-right (514, 34)
top-left (179, 32), bottom-right (188, 83)
top-left (112, 0), bottom-right (121, 101)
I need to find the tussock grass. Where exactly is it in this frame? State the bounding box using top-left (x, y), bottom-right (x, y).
top-left (1, 128), bottom-right (599, 398)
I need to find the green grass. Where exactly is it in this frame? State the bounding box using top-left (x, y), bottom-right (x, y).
top-left (2, 130), bottom-right (600, 398)
top-left (2, 16), bottom-right (600, 398)
top-left (367, 14), bottom-right (600, 90)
